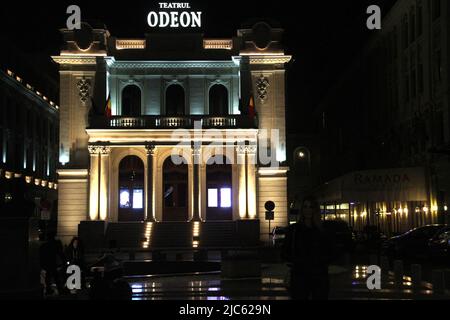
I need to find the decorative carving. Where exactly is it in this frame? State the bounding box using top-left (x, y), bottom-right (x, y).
top-left (116, 39), bottom-right (146, 50)
top-left (246, 145), bottom-right (258, 154)
top-left (99, 146), bottom-right (111, 155)
top-left (191, 144), bottom-right (202, 156)
top-left (88, 145), bottom-right (111, 155)
top-left (203, 39), bottom-right (233, 50)
top-left (52, 56), bottom-right (98, 65)
top-left (108, 61), bottom-right (238, 69)
top-left (88, 145), bottom-right (100, 155)
top-left (236, 145), bottom-right (246, 155)
top-left (145, 144), bottom-right (156, 156)
top-left (77, 78), bottom-right (92, 104)
top-left (248, 56), bottom-right (292, 65)
top-left (236, 144), bottom-right (257, 154)
top-left (256, 75), bottom-right (270, 102)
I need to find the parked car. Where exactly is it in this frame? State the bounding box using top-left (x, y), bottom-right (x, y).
top-left (382, 225), bottom-right (448, 259)
top-left (428, 226), bottom-right (450, 262)
top-left (322, 220), bottom-right (355, 255)
top-left (355, 225), bottom-right (388, 252)
top-left (274, 220), bottom-right (355, 254)
top-left (272, 226), bottom-right (287, 247)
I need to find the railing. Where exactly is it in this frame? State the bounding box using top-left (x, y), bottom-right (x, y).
top-left (89, 115), bottom-right (257, 129)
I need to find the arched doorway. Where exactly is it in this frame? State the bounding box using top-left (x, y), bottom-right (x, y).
top-left (165, 84), bottom-right (185, 116)
top-left (209, 84), bottom-right (229, 116)
top-left (122, 85), bottom-right (141, 116)
top-left (206, 155), bottom-right (233, 220)
top-left (118, 155), bottom-right (145, 221)
top-left (163, 156), bottom-right (188, 221)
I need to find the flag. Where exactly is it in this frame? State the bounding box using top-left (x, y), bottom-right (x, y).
top-left (105, 94), bottom-right (112, 117)
top-left (248, 95), bottom-right (255, 118)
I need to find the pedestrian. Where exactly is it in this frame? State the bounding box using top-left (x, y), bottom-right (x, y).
top-left (282, 195), bottom-right (333, 300)
top-left (89, 255), bottom-right (132, 300)
top-left (39, 231), bottom-right (66, 296)
top-left (65, 237), bottom-right (85, 266)
top-left (65, 237), bottom-right (86, 289)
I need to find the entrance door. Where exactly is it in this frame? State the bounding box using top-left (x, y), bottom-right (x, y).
top-left (206, 156), bottom-right (232, 220)
top-left (118, 155), bottom-right (145, 221)
top-left (163, 157), bottom-right (188, 221)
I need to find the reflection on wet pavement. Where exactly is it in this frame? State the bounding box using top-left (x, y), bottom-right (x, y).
top-left (335, 265), bottom-right (441, 299)
top-left (127, 264), bottom-right (449, 300)
top-left (129, 275), bottom-right (289, 300)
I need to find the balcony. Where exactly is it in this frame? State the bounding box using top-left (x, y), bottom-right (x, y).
top-left (88, 115), bottom-right (257, 130)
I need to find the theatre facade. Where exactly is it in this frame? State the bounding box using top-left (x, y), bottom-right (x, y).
top-left (53, 22), bottom-right (291, 248)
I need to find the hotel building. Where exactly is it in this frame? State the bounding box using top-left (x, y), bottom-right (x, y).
top-left (314, 0), bottom-right (450, 235)
top-left (53, 22), bottom-right (291, 248)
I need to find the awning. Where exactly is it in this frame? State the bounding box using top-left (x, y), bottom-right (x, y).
top-left (315, 167), bottom-right (429, 203)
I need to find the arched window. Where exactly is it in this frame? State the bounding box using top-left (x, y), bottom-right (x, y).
top-left (165, 84), bottom-right (185, 116)
top-left (122, 85), bottom-right (141, 116)
top-left (209, 84), bottom-right (228, 116)
top-left (118, 155), bottom-right (145, 222)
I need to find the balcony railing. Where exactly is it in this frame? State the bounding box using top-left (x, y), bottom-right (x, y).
top-left (89, 115), bottom-right (257, 129)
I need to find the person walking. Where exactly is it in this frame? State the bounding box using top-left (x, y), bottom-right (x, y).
top-left (282, 195), bottom-right (333, 300)
top-left (39, 231), bottom-right (66, 296)
top-left (65, 237), bottom-right (86, 290)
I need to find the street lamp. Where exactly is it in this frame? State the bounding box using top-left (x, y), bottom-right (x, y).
top-left (294, 147), bottom-right (311, 172)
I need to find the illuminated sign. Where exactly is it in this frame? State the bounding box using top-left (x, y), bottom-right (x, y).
top-left (147, 3), bottom-right (202, 28)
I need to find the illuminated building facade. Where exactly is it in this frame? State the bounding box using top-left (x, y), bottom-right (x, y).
top-left (53, 22), bottom-right (291, 247)
top-left (0, 45), bottom-right (59, 222)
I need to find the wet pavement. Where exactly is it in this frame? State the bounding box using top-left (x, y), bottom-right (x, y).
top-left (51, 251), bottom-right (450, 300)
top-left (126, 263), bottom-right (450, 300)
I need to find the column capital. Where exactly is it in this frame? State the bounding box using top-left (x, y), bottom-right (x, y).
top-left (236, 145), bottom-right (247, 155)
top-left (88, 145), bottom-right (100, 155)
top-left (236, 144), bottom-right (257, 155)
top-left (246, 145), bottom-right (258, 155)
top-left (191, 144), bottom-right (201, 156)
top-left (100, 146), bottom-right (111, 155)
top-left (145, 143), bottom-right (156, 156)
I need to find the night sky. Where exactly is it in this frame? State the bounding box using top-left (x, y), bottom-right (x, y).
top-left (1, 0), bottom-right (396, 133)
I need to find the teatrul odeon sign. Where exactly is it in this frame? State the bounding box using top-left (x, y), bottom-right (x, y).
top-left (147, 2), bottom-right (202, 28)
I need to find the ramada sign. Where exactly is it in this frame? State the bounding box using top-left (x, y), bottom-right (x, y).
top-left (147, 3), bottom-right (202, 28)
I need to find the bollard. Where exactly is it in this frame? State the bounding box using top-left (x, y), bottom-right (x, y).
top-left (432, 270), bottom-right (445, 295)
top-left (220, 250), bottom-right (228, 261)
top-left (410, 264), bottom-right (422, 289)
top-left (444, 270), bottom-right (450, 293)
top-left (152, 251), bottom-right (166, 262)
top-left (129, 251), bottom-right (136, 261)
top-left (176, 252), bottom-right (184, 261)
top-left (343, 253), bottom-right (351, 267)
top-left (393, 260), bottom-right (404, 285)
top-left (380, 256), bottom-right (390, 278)
top-left (193, 250), bottom-right (208, 262)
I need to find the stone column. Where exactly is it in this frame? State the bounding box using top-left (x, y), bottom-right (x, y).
top-left (191, 144), bottom-right (201, 221)
top-left (145, 144), bottom-right (155, 222)
top-left (99, 146), bottom-right (111, 221)
top-left (236, 145), bottom-right (248, 219)
top-left (88, 146), bottom-right (100, 221)
top-left (246, 145), bottom-right (258, 219)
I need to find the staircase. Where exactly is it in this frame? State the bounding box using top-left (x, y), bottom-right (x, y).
top-left (151, 222), bottom-right (193, 248)
top-left (200, 222), bottom-right (238, 247)
top-left (101, 221), bottom-right (259, 250)
top-left (105, 222), bottom-right (146, 249)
